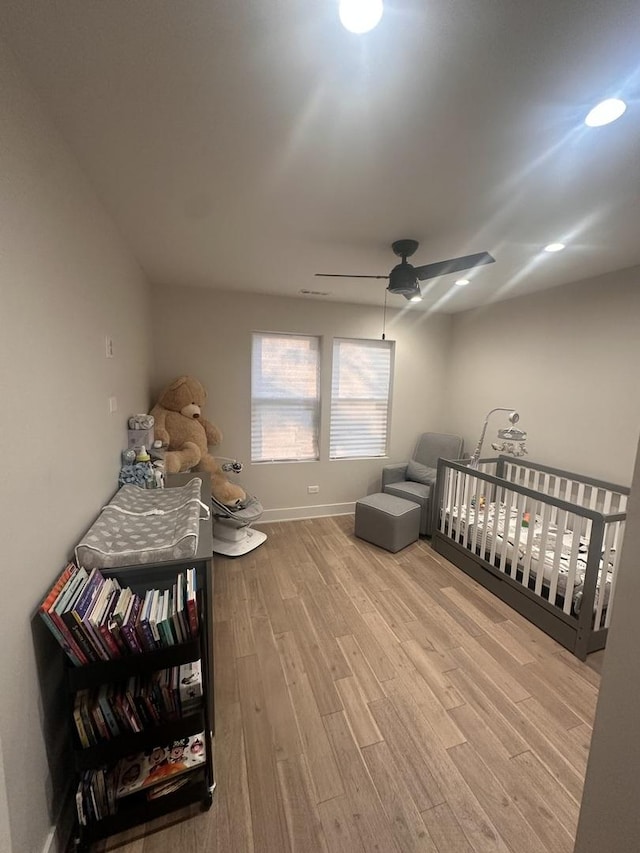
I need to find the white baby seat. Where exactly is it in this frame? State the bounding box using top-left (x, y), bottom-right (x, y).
top-left (210, 494), bottom-right (267, 557)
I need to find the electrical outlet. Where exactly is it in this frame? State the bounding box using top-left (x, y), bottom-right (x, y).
top-left (105, 335), bottom-right (114, 358)
top-left (307, 485), bottom-right (319, 494)
top-left (108, 396), bottom-right (118, 414)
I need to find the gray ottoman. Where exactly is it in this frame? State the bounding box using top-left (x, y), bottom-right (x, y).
top-left (354, 493), bottom-right (421, 553)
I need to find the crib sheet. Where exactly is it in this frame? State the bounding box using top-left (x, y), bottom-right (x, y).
top-left (446, 502), bottom-right (613, 609)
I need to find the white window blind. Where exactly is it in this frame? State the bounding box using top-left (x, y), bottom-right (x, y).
top-left (330, 338), bottom-right (393, 460)
top-left (251, 332), bottom-right (320, 462)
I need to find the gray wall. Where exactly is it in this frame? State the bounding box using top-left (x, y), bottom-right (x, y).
top-left (0, 45), bottom-right (151, 853)
top-left (446, 266), bottom-right (640, 486)
top-left (574, 435), bottom-right (640, 851)
top-left (150, 285), bottom-right (453, 517)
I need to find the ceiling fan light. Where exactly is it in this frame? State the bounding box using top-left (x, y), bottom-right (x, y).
top-left (409, 295), bottom-right (423, 302)
top-left (584, 98), bottom-right (627, 127)
top-left (339, 0), bottom-right (383, 34)
top-left (543, 242), bottom-right (565, 253)
top-left (455, 278), bottom-right (470, 286)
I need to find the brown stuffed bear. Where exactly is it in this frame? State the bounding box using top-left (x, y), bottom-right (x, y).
top-left (151, 375), bottom-right (246, 507)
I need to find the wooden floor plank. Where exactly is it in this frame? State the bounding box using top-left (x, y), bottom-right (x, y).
top-left (334, 675), bottom-right (383, 747)
top-left (251, 615), bottom-right (302, 763)
top-left (369, 694), bottom-right (446, 812)
top-left (277, 753), bottom-right (327, 853)
top-left (257, 557), bottom-right (290, 634)
top-left (283, 596), bottom-right (344, 716)
top-left (362, 739), bottom-right (439, 852)
top-left (275, 632), bottom-right (344, 804)
top-left (420, 802), bottom-right (474, 853)
top-left (210, 699), bottom-right (253, 853)
top-left (447, 741), bottom-right (549, 853)
top-left (335, 634), bottom-right (385, 703)
top-left (317, 796), bottom-right (367, 853)
top-left (236, 655), bottom-right (291, 853)
top-left (322, 710), bottom-right (401, 853)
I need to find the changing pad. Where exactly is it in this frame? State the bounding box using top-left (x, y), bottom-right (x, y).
top-left (75, 477), bottom-right (206, 569)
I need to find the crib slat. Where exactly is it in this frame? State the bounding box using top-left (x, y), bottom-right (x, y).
top-left (444, 468), bottom-right (455, 538)
top-left (598, 520), bottom-right (617, 629)
top-left (461, 474), bottom-right (473, 550)
top-left (534, 503), bottom-right (552, 597)
top-left (520, 498), bottom-right (538, 588)
top-left (605, 520), bottom-right (625, 629)
top-left (508, 491), bottom-right (526, 581)
top-left (498, 488), bottom-right (515, 575)
top-left (562, 514), bottom-right (583, 616)
top-left (547, 509), bottom-right (568, 607)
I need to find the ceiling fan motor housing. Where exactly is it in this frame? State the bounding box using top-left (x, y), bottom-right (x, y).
top-left (388, 262), bottom-right (420, 297)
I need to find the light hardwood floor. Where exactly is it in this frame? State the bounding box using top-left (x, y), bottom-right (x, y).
top-left (96, 515), bottom-right (603, 852)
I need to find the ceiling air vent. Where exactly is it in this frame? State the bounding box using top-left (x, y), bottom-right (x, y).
top-left (299, 289), bottom-right (331, 296)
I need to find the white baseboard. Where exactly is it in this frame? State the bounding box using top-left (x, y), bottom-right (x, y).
top-left (259, 502), bottom-right (355, 523)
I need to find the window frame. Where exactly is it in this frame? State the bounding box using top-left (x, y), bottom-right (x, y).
top-left (329, 336), bottom-right (394, 461)
top-left (250, 331), bottom-right (321, 464)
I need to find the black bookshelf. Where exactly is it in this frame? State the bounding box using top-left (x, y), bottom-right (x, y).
top-left (69, 474), bottom-right (215, 852)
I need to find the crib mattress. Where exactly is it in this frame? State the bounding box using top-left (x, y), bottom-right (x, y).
top-left (75, 477), bottom-right (204, 569)
top-left (444, 502), bottom-right (613, 610)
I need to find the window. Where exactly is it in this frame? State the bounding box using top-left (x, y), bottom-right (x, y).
top-left (251, 332), bottom-right (320, 462)
top-left (330, 338), bottom-right (394, 459)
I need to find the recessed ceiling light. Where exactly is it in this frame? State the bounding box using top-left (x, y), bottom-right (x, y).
top-left (455, 278), bottom-right (470, 286)
top-left (543, 242), bottom-right (565, 253)
top-left (339, 0), bottom-right (384, 34)
top-left (409, 295), bottom-right (423, 302)
top-left (584, 98), bottom-right (627, 127)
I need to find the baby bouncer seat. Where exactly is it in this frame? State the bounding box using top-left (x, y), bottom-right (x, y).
top-left (211, 492), bottom-right (267, 557)
top-left (208, 458), bottom-right (267, 556)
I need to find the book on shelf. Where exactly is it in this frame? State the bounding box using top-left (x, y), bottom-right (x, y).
top-left (157, 589), bottom-right (174, 647)
top-left (97, 684), bottom-right (121, 738)
top-left (174, 573), bottom-right (187, 643)
top-left (146, 775), bottom-right (190, 800)
top-left (148, 588), bottom-right (162, 647)
top-left (121, 592), bottom-right (144, 655)
top-left (75, 768), bottom-right (117, 826)
top-left (185, 568), bottom-right (199, 638)
top-left (98, 583), bottom-right (124, 659)
top-left (63, 568), bottom-right (107, 663)
top-left (86, 577), bottom-right (121, 661)
top-left (179, 659), bottom-right (202, 715)
top-left (38, 563), bottom-right (87, 666)
top-left (115, 732), bottom-right (206, 799)
top-left (48, 566), bottom-right (91, 664)
top-left (73, 689), bottom-right (92, 749)
top-left (136, 589), bottom-right (157, 652)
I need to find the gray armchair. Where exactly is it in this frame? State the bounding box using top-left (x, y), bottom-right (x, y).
top-left (381, 432), bottom-right (464, 536)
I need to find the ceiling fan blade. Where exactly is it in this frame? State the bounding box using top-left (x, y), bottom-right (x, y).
top-left (414, 251), bottom-right (495, 282)
top-left (314, 273), bottom-right (389, 279)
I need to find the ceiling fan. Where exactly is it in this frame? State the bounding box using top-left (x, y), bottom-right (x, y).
top-left (315, 239), bottom-right (495, 300)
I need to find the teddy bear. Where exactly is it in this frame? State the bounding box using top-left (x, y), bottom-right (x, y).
top-left (150, 375), bottom-right (246, 507)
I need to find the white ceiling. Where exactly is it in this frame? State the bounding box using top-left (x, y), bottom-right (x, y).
top-left (3, 0), bottom-right (640, 312)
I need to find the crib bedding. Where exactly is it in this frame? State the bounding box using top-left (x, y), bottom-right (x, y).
top-left (445, 501), bottom-right (613, 610)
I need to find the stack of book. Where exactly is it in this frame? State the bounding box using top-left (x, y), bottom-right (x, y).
top-left (72, 661), bottom-right (203, 747)
top-left (76, 768), bottom-right (118, 826)
top-left (75, 732), bottom-right (206, 823)
top-left (38, 564), bottom-right (199, 666)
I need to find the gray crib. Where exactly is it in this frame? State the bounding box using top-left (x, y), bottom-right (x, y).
top-left (432, 456), bottom-right (628, 660)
